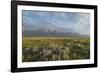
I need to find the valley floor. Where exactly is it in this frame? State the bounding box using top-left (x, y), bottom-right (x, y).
top-left (22, 37), bottom-right (90, 62)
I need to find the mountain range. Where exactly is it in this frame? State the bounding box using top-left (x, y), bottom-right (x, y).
top-left (22, 23), bottom-right (89, 37)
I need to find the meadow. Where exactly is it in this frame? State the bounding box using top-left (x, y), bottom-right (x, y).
top-left (22, 37), bottom-right (90, 62)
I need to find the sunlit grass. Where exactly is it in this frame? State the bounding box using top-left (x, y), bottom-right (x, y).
top-left (22, 37), bottom-right (90, 62)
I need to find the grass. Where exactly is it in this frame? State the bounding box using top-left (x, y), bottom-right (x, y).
top-left (22, 37), bottom-right (90, 62)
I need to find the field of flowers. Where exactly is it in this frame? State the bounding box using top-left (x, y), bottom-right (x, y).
top-left (22, 37), bottom-right (90, 62)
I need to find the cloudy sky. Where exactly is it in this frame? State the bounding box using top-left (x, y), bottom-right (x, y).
top-left (22, 10), bottom-right (90, 35)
